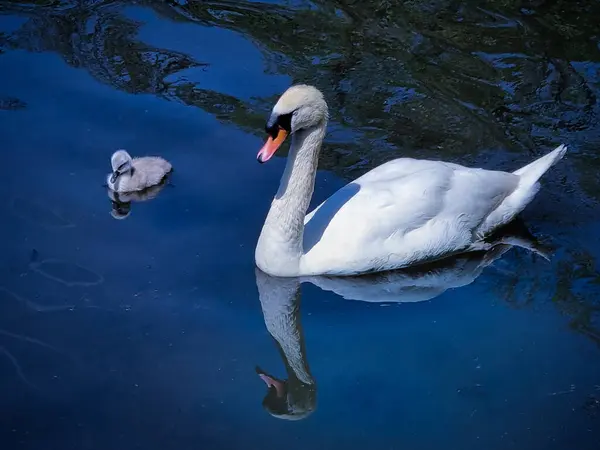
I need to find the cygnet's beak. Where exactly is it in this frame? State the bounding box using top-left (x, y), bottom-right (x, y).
top-left (110, 171), bottom-right (119, 184)
top-left (257, 127), bottom-right (288, 164)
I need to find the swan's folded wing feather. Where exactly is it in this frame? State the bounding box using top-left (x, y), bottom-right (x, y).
top-left (302, 159), bottom-right (520, 275)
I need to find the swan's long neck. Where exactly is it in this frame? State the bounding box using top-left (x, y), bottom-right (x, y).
top-left (256, 122), bottom-right (326, 276)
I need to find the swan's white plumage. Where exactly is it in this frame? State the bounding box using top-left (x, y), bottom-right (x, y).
top-left (302, 146), bottom-right (566, 276)
top-left (255, 84), bottom-right (567, 277)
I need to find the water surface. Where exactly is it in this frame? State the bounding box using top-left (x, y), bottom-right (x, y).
top-left (1, 1), bottom-right (600, 449)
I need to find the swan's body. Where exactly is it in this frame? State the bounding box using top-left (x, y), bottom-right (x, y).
top-left (107, 150), bottom-right (172, 193)
top-left (255, 84), bottom-right (567, 277)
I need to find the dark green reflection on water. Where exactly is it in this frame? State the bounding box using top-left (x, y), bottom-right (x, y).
top-left (3, 1), bottom-right (600, 162)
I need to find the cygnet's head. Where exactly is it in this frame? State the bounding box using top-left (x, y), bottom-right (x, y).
top-left (257, 84), bottom-right (328, 163)
top-left (110, 150), bottom-right (133, 183)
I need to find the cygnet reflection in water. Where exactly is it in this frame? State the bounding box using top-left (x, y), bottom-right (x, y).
top-left (254, 219), bottom-right (549, 420)
top-left (107, 149), bottom-right (172, 193)
top-left (107, 177), bottom-right (170, 220)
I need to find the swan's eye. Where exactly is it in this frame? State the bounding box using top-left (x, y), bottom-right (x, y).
top-left (265, 111), bottom-right (293, 138)
top-left (277, 112), bottom-right (293, 132)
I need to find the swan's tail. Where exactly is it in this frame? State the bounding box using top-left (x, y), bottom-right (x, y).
top-left (508, 144), bottom-right (568, 215)
top-left (477, 144), bottom-right (567, 237)
top-left (513, 144), bottom-right (567, 184)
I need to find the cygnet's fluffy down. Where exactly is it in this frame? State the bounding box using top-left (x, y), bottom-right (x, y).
top-left (107, 149), bottom-right (172, 193)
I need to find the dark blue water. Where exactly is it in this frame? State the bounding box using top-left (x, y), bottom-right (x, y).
top-left (1, 1), bottom-right (600, 449)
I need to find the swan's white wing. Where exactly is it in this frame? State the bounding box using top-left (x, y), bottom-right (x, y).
top-left (301, 158), bottom-right (519, 275)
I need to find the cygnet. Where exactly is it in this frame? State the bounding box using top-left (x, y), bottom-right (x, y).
top-left (107, 149), bottom-right (172, 193)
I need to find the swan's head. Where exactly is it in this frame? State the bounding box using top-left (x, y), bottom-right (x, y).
top-left (257, 84), bottom-right (328, 163)
top-left (110, 150), bottom-right (133, 183)
top-left (256, 366), bottom-right (316, 421)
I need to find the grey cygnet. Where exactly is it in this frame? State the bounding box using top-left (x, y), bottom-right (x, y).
top-left (107, 149), bottom-right (172, 193)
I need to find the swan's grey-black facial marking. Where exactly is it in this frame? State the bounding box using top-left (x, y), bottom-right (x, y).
top-left (266, 111), bottom-right (293, 139)
top-left (258, 111), bottom-right (296, 163)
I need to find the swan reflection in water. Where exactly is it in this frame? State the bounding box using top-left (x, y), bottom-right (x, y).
top-left (254, 220), bottom-right (550, 420)
top-left (107, 178), bottom-right (170, 220)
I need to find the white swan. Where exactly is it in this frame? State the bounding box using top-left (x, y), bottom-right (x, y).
top-left (107, 150), bottom-right (172, 193)
top-left (255, 84), bottom-right (567, 277)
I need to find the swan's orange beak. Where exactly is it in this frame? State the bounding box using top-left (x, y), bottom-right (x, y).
top-left (257, 127), bottom-right (288, 163)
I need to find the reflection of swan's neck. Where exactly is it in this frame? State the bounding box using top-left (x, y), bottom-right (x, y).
top-left (257, 275), bottom-right (314, 385)
top-left (256, 122), bottom-right (326, 276)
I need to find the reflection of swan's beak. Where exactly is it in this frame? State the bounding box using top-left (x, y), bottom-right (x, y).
top-left (256, 366), bottom-right (286, 398)
top-left (257, 127), bottom-right (287, 163)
